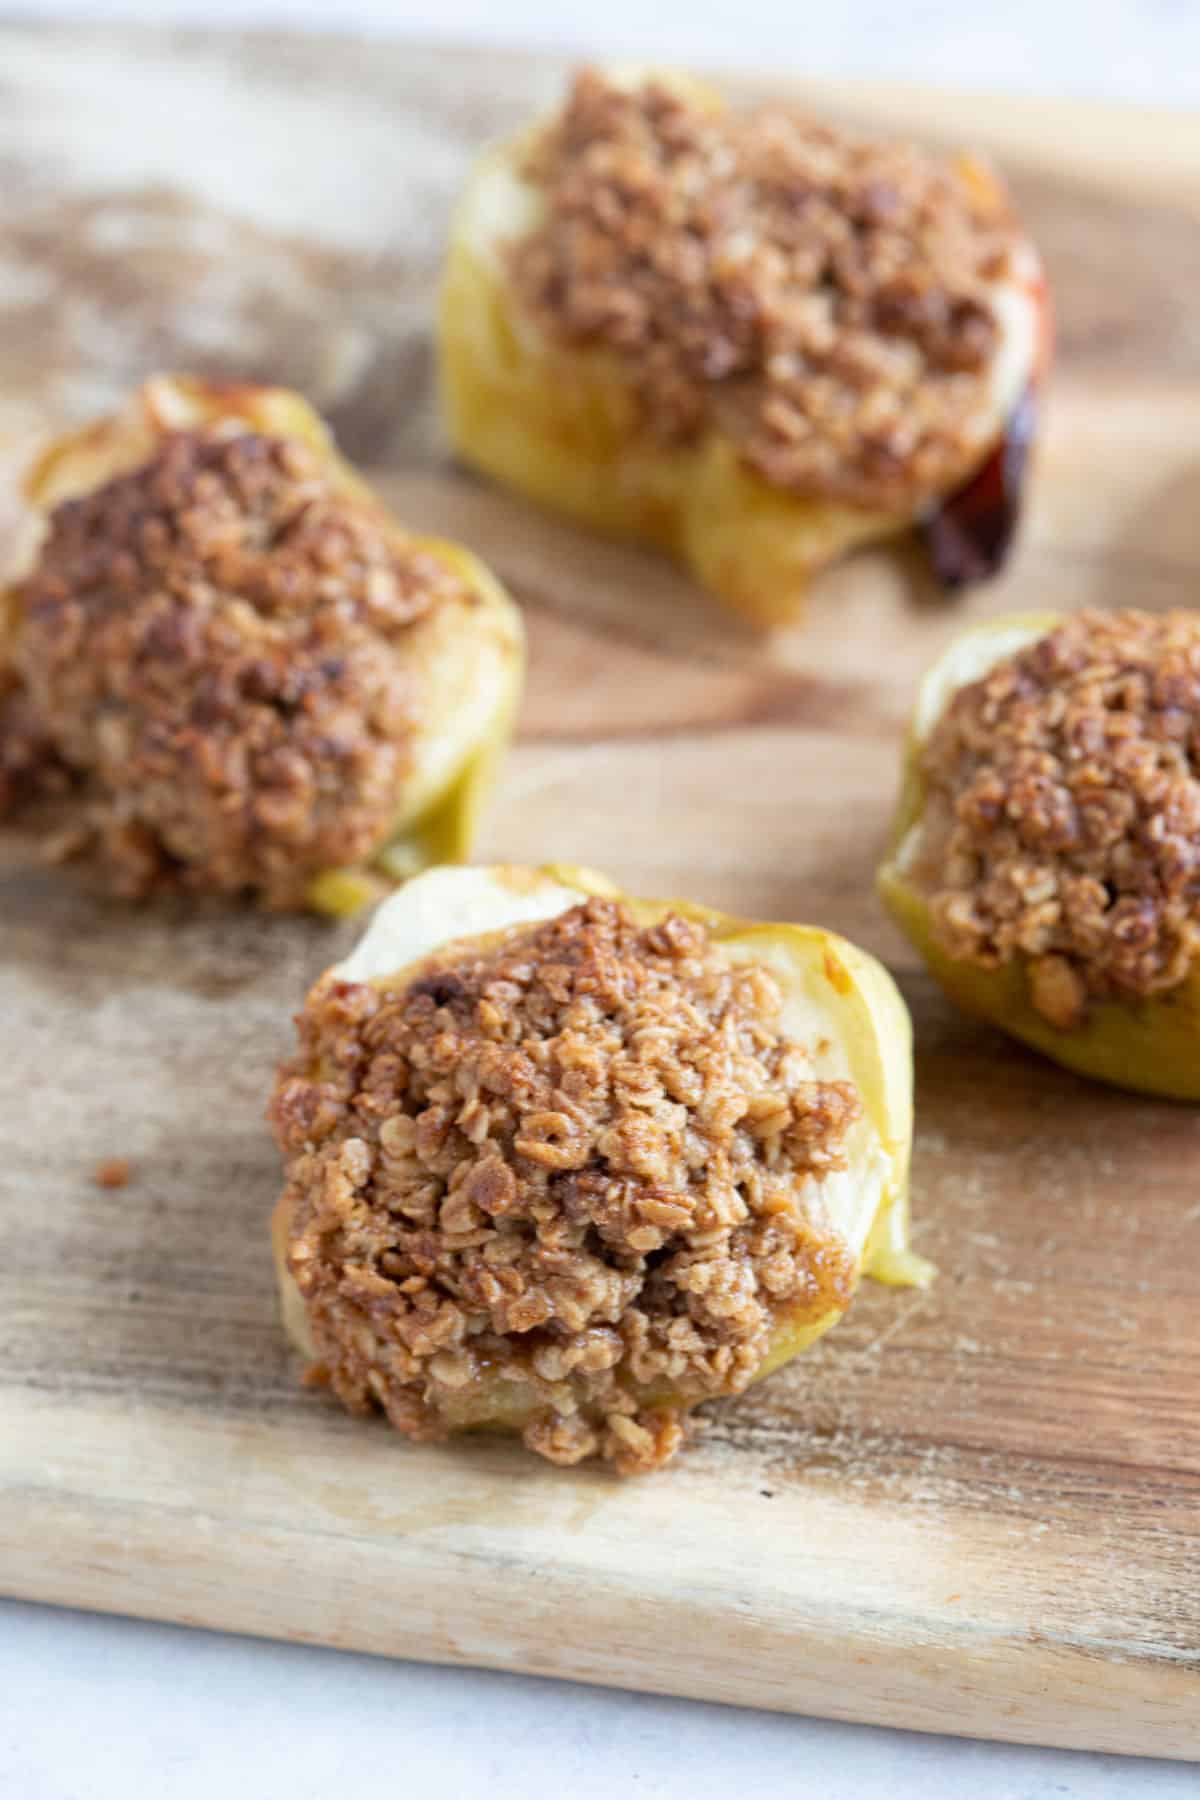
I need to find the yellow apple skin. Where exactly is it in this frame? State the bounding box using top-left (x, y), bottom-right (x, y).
top-left (878, 615), bottom-right (1200, 1102)
top-left (305, 540), bottom-right (525, 919)
top-left (10, 376), bottom-right (525, 916)
top-left (275, 863), bottom-right (929, 1442)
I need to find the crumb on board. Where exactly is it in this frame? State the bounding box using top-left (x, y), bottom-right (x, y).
top-left (92, 1157), bottom-right (133, 1189)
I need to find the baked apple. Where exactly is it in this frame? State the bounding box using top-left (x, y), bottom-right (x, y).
top-left (0, 375), bottom-right (523, 912)
top-left (440, 67), bottom-right (1050, 629)
top-left (879, 611), bottom-right (1200, 1099)
top-left (270, 863), bottom-right (927, 1472)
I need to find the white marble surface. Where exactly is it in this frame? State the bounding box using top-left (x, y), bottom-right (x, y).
top-left (4, 1599), bottom-right (1197, 1799)
top-left (5, 4), bottom-right (1198, 1795)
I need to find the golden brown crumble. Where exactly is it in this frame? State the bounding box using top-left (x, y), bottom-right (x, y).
top-left (3, 428), bottom-right (466, 906)
top-left (509, 69), bottom-right (1021, 512)
top-left (919, 611), bottom-right (1200, 1023)
top-left (270, 899), bottom-right (861, 1473)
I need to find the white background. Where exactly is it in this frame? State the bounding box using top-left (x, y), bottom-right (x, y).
top-left (15, 0), bottom-right (1200, 103)
top-left (4, 4), bottom-right (1198, 1796)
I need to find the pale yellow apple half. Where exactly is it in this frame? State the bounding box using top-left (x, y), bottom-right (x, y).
top-left (8, 375), bottom-right (525, 915)
top-left (274, 863), bottom-right (930, 1438)
top-left (878, 614), bottom-right (1200, 1100)
top-left (438, 71), bottom-right (1044, 630)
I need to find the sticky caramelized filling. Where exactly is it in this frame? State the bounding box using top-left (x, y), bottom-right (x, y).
top-left (920, 380), bottom-right (1038, 590)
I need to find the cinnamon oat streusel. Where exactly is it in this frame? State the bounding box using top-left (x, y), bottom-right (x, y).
top-left (509, 70), bottom-right (1021, 512)
top-left (919, 611), bottom-right (1200, 1026)
top-left (6, 428), bottom-right (464, 905)
top-left (270, 899), bottom-right (862, 1473)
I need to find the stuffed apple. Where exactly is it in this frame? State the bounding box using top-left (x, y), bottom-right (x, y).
top-left (440, 68), bottom-right (1050, 629)
top-left (270, 863), bottom-right (927, 1473)
top-left (879, 610), bottom-right (1200, 1099)
top-left (0, 375), bottom-right (523, 912)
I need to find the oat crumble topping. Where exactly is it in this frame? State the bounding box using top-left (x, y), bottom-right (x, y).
top-left (270, 899), bottom-right (862, 1473)
top-left (509, 69), bottom-right (1021, 512)
top-left (919, 611), bottom-right (1200, 1026)
top-left (4, 428), bottom-right (466, 906)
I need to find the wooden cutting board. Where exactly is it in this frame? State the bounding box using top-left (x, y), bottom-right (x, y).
top-left (1, 24), bottom-right (1198, 1759)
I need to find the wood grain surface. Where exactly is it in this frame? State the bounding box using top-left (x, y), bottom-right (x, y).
top-left (0, 25), bottom-right (1198, 1758)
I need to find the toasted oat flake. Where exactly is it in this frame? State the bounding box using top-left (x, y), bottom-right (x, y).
top-left (919, 610), bottom-right (1200, 1015)
top-left (270, 898), bottom-right (862, 1473)
top-left (509, 70), bottom-right (1021, 512)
